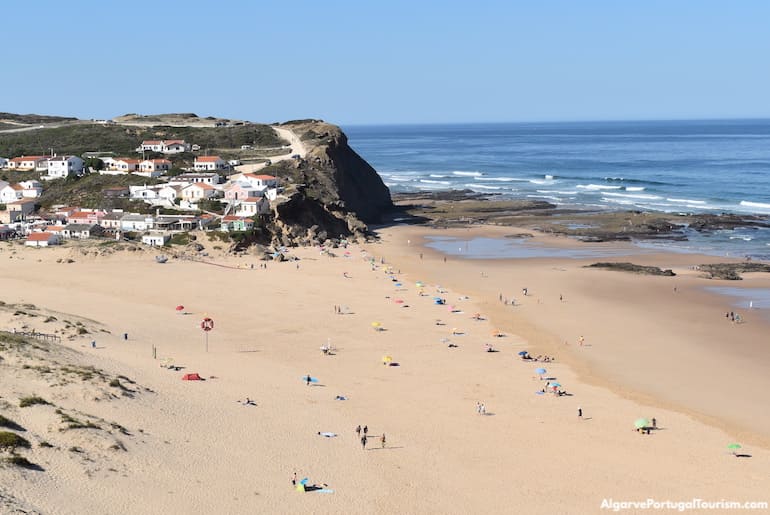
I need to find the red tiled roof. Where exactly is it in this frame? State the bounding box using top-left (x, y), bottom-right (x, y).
top-left (164, 140), bottom-right (186, 145)
top-left (118, 158), bottom-right (141, 165)
top-left (188, 183), bottom-right (215, 190)
top-left (222, 215), bottom-right (240, 221)
top-left (242, 196), bottom-right (264, 202)
top-left (11, 156), bottom-right (46, 162)
top-left (196, 156), bottom-right (223, 162)
top-left (142, 140), bottom-right (162, 145)
top-left (253, 175), bottom-right (276, 180)
top-left (27, 232), bottom-right (55, 241)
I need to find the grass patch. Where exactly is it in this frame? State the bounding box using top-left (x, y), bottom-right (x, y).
top-left (169, 232), bottom-right (191, 246)
top-left (19, 396), bottom-right (51, 408)
top-left (55, 409), bottom-right (101, 430)
top-left (0, 431), bottom-right (31, 451)
top-left (0, 415), bottom-right (25, 431)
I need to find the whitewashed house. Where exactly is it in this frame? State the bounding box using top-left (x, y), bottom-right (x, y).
top-left (169, 172), bottom-right (220, 186)
top-left (43, 156), bottom-right (85, 180)
top-left (25, 232), bottom-right (60, 247)
top-left (158, 185), bottom-right (183, 203)
top-left (0, 157), bottom-right (8, 169)
top-left (137, 159), bottom-right (171, 178)
top-left (62, 223), bottom-right (104, 239)
top-left (234, 196), bottom-right (269, 217)
top-left (129, 185), bottom-right (161, 201)
top-left (0, 183), bottom-right (24, 203)
top-left (181, 183), bottom-right (217, 202)
top-left (141, 232), bottom-right (170, 246)
top-left (138, 140), bottom-right (191, 154)
top-left (112, 158), bottom-right (141, 173)
top-left (193, 156), bottom-right (227, 171)
top-left (18, 180), bottom-right (43, 198)
top-left (8, 156), bottom-right (48, 171)
top-left (120, 214), bottom-right (155, 231)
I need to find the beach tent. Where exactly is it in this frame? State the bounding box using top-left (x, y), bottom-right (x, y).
top-left (182, 373), bottom-right (203, 381)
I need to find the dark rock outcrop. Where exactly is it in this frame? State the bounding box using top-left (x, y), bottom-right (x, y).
top-left (265, 121), bottom-right (392, 246)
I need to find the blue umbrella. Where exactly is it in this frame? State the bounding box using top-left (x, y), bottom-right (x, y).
top-left (518, 351), bottom-right (529, 356)
top-left (550, 382), bottom-right (561, 388)
top-left (535, 368), bottom-right (547, 375)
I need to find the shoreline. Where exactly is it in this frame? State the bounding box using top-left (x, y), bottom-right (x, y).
top-left (374, 223), bottom-right (770, 449)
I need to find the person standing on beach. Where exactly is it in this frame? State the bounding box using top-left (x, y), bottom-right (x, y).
top-left (361, 435), bottom-right (367, 450)
top-left (363, 425), bottom-right (368, 437)
top-left (578, 407), bottom-right (582, 418)
top-left (652, 417), bottom-right (657, 429)
top-left (306, 374), bottom-right (312, 386)
top-left (291, 471), bottom-right (297, 486)
top-left (380, 433), bottom-right (386, 448)
top-left (579, 336), bottom-right (585, 346)
top-left (356, 425), bottom-right (361, 438)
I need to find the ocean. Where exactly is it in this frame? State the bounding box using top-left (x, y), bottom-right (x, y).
top-left (345, 120), bottom-right (770, 260)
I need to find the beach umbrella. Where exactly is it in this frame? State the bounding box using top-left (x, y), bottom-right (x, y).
top-left (727, 443), bottom-right (742, 451)
top-left (535, 368), bottom-right (547, 375)
top-left (382, 355), bottom-right (393, 364)
top-left (394, 299), bottom-right (404, 304)
top-left (550, 382), bottom-right (561, 388)
top-left (394, 282), bottom-right (402, 287)
top-left (416, 281), bottom-right (424, 288)
top-left (518, 351), bottom-right (529, 356)
top-left (634, 418), bottom-right (650, 429)
top-left (371, 322), bottom-right (382, 330)
top-left (175, 305), bottom-right (184, 312)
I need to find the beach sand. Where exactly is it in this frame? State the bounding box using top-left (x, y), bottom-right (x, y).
top-left (0, 227), bottom-right (768, 514)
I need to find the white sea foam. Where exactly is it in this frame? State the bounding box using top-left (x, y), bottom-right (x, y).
top-left (603, 192), bottom-right (662, 200)
top-left (452, 171), bottom-right (483, 177)
top-left (624, 186), bottom-right (646, 191)
top-left (467, 184), bottom-right (502, 190)
top-left (730, 236), bottom-right (754, 241)
top-left (740, 200), bottom-right (770, 210)
top-left (544, 174), bottom-right (554, 179)
top-left (429, 174), bottom-right (450, 178)
top-left (577, 184), bottom-right (623, 190)
top-left (420, 179), bottom-right (451, 185)
top-left (475, 176), bottom-right (526, 182)
top-left (529, 179), bottom-right (556, 185)
top-left (666, 198), bottom-right (706, 204)
top-left (388, 176), bottom-right (414, 182)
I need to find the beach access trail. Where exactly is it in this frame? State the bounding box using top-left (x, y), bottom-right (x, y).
top-left (0, 227), bottom-right (768, 514)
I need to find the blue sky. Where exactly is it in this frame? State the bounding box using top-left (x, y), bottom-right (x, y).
top-left (2, 1), bottom-right (769, 124)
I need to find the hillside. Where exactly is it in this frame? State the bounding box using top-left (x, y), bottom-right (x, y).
top-left (0, 113), bottom-right (394, 247)
top-left (0, 123), bottom-right (283, 157)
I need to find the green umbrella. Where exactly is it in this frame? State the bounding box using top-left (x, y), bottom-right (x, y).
top-left (634, 418), bottom-right (650, 429)
top-left (727, 443), bottom-right (742, 450)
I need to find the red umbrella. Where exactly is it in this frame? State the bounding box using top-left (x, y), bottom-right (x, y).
top-left (176, 305), bottom-right (184, 312)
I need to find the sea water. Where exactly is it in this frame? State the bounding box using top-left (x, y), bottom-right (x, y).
top-left (346, 120), bottom-right (770, 259)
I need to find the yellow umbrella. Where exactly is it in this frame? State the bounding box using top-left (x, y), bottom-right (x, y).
top-left (371, 321), bottom-right (382, 331)
top-left (382, 355), bottom-right (393, 364)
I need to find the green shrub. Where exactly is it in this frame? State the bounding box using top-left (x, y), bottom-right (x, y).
top-left (19, 396), bottom-right (51, 408)
top-left (169, 233), bottom-right (191, 246)
top-left (0, 431), bottom-right (31, 451)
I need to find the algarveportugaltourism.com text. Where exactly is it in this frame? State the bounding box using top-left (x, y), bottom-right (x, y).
top-left (601, 498), bottom-right (768, 511)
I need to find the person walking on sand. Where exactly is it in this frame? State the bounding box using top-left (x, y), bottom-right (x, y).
top-left (380, 433), bottom-right (386, 448)
top-left (291, 471), bottom-right (297, 486)
top-left (355, 425), bottom-right (361, 438)
top-left (306, 374), bottom-right (312, 386)
top-left (652, 417), bottom-right (657, 429)
top-left (578, 407), bottom-right (582, 418)
top-left (363, 425), bottom-right (368, 437)
top-left (361, 435), bottom-right (367, 450)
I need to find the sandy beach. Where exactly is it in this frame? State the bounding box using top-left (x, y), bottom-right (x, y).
top-left (1, 226), bottom-right (769, 514)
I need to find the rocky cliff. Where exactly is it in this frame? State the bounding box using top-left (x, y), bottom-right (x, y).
top-left (260, 121), bottom-right (393, 247)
